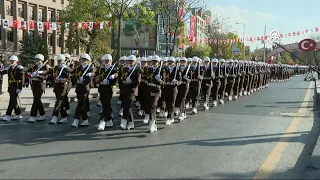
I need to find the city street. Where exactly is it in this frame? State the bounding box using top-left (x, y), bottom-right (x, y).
top-left (0, 76), bottom-right (317, 179)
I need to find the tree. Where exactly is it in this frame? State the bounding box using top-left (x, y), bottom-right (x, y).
top-left (185, 43), bottom-right (212, 58)
top-left (19, 33), bottom-right (48, 66)
top-left (151, 0), bottom-right (200, 56)
top-left (61, 0), bottom-right (111, 57)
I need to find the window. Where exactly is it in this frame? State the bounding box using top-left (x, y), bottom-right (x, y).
top-left (6, 1), bottom-right (13, 16)
top-left (7, 31), bottom-right (13, 42)
top-left (38, 9), bottom-right (43, 21)
top-left (56, 11), bottom-right (60, 21)
top-left (52, 0), bottom-right (56, 2)
top-left (61, 0), bottom-right (64, 4)
top-left (48, 10), bottom-right (54, 21)
top-left (29, 6), bottom-right (34, 20)
top-left (18, 3), bottom-right (24, 18)
top-left (48, 33), bottom-right (53, 46)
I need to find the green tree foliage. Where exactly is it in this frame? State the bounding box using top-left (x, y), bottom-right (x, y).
top-left (19, 33), bottom-right (48, 66)
top-left (185, 44), bottom-right (212, 58)
top-left (104, 0), bottom-right (155, 61)
top-left (61, 0), bottom-right (111, 57)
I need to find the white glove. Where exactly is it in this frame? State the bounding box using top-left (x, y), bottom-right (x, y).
top-left (16, 89), bottom-right (21, 94)
top-left (109, 74), bottom-right (115, 80)
top-left (197, 75), bottom-right (203, 80)
top-left (17, 65), bottom-right (24, 69)
top-left (37, 70), bottom-right (43, 74)
top-left (79, 77), bottom-right (84, 83)
top-left (126, 77), bottom-right (132, 83)
top-left (155, 75), bottom-right (161, 82)
top-left (55, 77), bottom-right (61, 81)
top-left (86, 73), bottom-right (92, 77)
top-left (172, 79), bottom-right (178, 85)
top-left (31, 72), bottom-right (37, 78)
top-left (183, 75), bottom-right (188, 80)
top-left (103, 78), bottom-right (109, 85)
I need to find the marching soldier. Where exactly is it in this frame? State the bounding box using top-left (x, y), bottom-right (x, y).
top-left (201, 57), bottom-right (214, 110)
top-left (48, 54), bottom-right (74, 124)
top-left (27, 54), bottom-right (49, 123)
top-left (238, 60), bottom-right (245, 97)
top-left (175, 57), bottom-right (190, 121)
top-left (119, 55), bottom-right (141, 130)
top-left (218, 59), bottom-right (227, 104)
top-left (137, 57), bottom-right (148, 118)
top-left (71, 54), bottom-right (95, 128)
top-left (64, 53), bottom-right (73, 115)
top-left (118, 56), bottom-right (127, 116)
top-left (232, 60), bottom-right (241, 100)
top-left (145, 55), bottom-right (164, 132)
top-left (0, 55), bottom-right (24, 121)
top-left (225, 59), bottom-right (236, 101)
top-left (188, 57), bottom-right (202, 114)
top-left (211, 58), bottom-right (221, 107)
top-left (163, 57), bottom-right (180, 125)
top-left (97, 54), bottom-right (118, 131)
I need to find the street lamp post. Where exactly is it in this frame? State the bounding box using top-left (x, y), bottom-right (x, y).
top-left (235, 22), bottom-right (246, 60)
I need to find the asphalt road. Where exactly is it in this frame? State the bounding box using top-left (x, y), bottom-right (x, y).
top-left (0, 76), bottom-right (317, 179)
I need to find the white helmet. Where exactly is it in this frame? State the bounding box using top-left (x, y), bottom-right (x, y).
top-left (101, 54), bottom-right (112, 61)
top-left (180, 57), bottom-right (187, 61)
top-left (168, 57), bottom-right (175, 62)
top-left (140, 57), bottom-right (146, 61)
top-left (65, 53), bottom-right (71, 59)
top-left (152, 55), bottom-right (160, 61)
top-left (233, 59), bottom-right (238, 63)
top-left (57, 54), bottom-right (66, 61)
top-left (175, 57), bottom-right (180, 61)
top-left (192, 56), bottom-right (198, 62)
top-left (147, 56), bottom-right (153, 61)
top-left (228, 59), bottom-right (234, 63)
top-left (211, 58), bottom-right (218, 63)
top-left (127, 55), bottom-right (137, 61)
top-left (203, 57), bottom-right (210, 62)
top-left (80, 53), bottom-right (91, 61)
top-left (120, 56), bottom-right (127, 61)
top-left (136, 57), bottom-right (141, 61)
top-left (219, 59), bottom-right (225, 63)
top-left (163, 57), bottom-right (168, 62)
top-left (9, 55), bottom-right (19, 61)
top-left (35, 54), bottom-right (44, 61)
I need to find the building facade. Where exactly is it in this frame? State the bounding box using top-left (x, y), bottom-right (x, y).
top-left (191, 9), bottom-right (207, 45)
top-left (0, 0), bottom-right (69, 60)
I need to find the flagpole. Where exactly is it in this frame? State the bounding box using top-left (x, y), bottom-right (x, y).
top-left (263, 25), bottom-right (266, 62)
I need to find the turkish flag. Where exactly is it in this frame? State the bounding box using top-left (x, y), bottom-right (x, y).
top-left (93, 23), bottom-right (99, 29)
top-left (83, 22), bottom-right (88, 30)
top-left (297, 31), bottom-right (300, 35)
top-left (12, 20), bottom-right (18, 28)
top-left (288, 33), bottom-right (291, 37)
top-left (316, 27), bottom-right (319, 32)
top-left (29, 21), bottom-right (35, 29)
top-left (44, 22), bottom-right (50, 30)
top-left (306, 30), bottom-right (309, 33)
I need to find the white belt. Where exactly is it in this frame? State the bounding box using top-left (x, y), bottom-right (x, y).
top-left (147, 83), bottom-right (161, 88)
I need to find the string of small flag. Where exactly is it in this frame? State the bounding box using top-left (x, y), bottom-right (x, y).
top-left (1, 19), bottom-right (319, 44)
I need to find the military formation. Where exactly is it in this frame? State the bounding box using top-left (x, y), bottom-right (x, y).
top-left (0, 54), bottom-right (308, 133)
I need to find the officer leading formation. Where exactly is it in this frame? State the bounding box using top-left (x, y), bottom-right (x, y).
top-left (0, 54), bottom-right (308, 133)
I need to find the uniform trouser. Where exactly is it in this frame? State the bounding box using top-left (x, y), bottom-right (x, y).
top-left (52, 83), bottom-right (68, 118)
top-left (176, 84), bottom-right (189, 114)
top-left (30, 83), bottom-right (45, 117)
top-left (146, 95), bottom-right (160, 122)
top-left (218, 78), bottom-right (227, 100)
top-left (243, 75), bottom-right (250, 92)
top-left (233, 76), bottom-right (241, 97)
top-left (239, 76), bottom-right (245, 92)
top-left (75, 85), bottom-right (90, 120)
top-left (99, 85), bottom-right (113, 121)
top-left (6, 87), bottom-right (21, 116)
top-left (211, 79), bottom-right (221, 101)
top-left (201, 80), bottom-right (212, 105)
top-left (85, 94), bottom-right (90, 112)
top-left (122, 95), bottom-right (134, 122)
top-left (248, 74), bottom-right (254, 92)
top-left (158, 87), bottom-right (166, 110)
top-left (164, 85), bottom-right (178, 119)
top-left (189, 81), bottom-right (201, 108)
top-left (138, 83), bottom-right (147, 111)
top-left (226, 77), bottom-right (235, 96)
top-left (64, 83), bottom-right (72, 110)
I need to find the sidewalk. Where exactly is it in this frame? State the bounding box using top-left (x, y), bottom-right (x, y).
top-left (304, 80), bottom-right (320, 179)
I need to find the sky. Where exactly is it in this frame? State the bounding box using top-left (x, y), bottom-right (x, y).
top-left (207, 0), bottom-right (320, 51)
